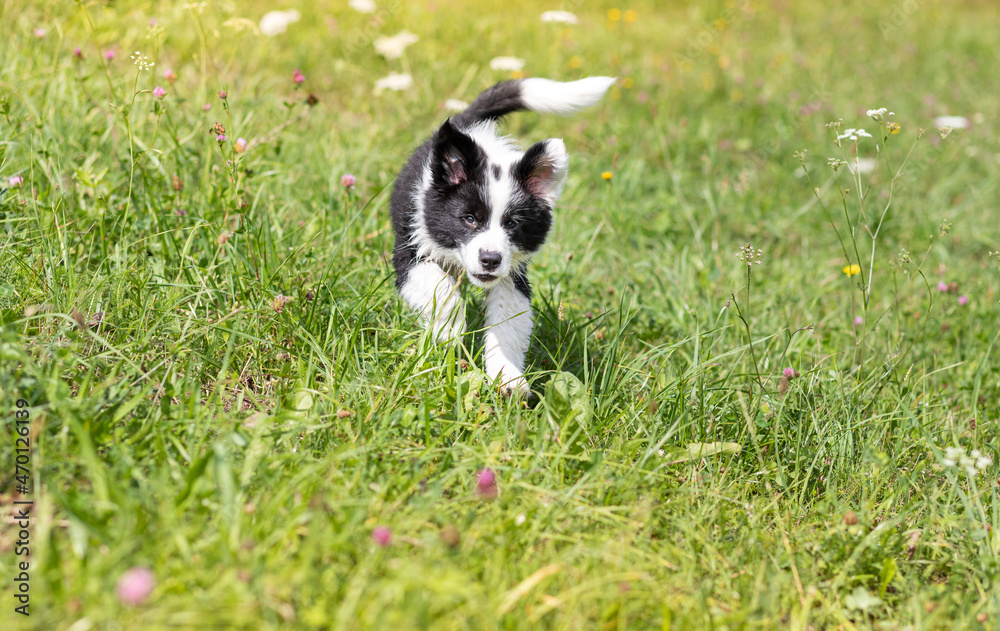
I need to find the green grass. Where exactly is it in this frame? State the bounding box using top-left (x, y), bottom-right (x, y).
top-left (2, 0), bottom-right (999, 628)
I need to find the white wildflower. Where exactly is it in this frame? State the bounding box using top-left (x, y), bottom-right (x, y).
top-left (374, 30), bottom-right (419, 59)
top-left (541, 10), bottom-right (578, 24)
top-left (865, 107), bottom-right (894, 121)
top-left (374, 71), bottom-right (413, 92)
top-left (130, 51), bottom-right (155, 71)
top-left (259, 9), bottom-right (301, 37)
top-left (836, 128), bottom-right (872, 144)
top-left (828, 158), bottom-right (847, 170)
top-left (489, 56), bottom-right (525, 72)
top-left (972, 450), bottom-right (993, 470)
top-left (349, 0), bottom-right (377, 13)
top-left (942, 446), bottom-right (964, 468)
top-left (657, 448), bottom-right (665, 457)
top-left (933, 115), bottom-right (969, 130)
top-left (515, 513), bottom-right (526, 526)
top-left (444, 99), bottom-right (468, 111)
top-left (939, 445), bottom-right (991, 476)
top-left (960, 454), bottom-right (976, 476)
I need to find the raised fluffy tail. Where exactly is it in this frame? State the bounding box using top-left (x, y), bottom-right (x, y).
top-left (450, 76), bottom-right (615, 128)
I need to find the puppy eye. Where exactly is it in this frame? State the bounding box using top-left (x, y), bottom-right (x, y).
top-left (504, 218), bottom-right (517, 229)
top-left (462, 215), bottom-right (476, 226)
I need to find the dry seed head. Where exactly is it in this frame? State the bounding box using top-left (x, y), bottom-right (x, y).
top-left (736, 243), bottom-right (763, 266)
top-left (271, 294), bottom-right (293, 313)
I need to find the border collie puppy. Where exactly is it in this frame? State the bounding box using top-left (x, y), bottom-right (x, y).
top-left (390, 76), bottom-right (614, 395)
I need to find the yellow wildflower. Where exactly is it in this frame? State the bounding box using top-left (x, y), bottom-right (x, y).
top-left (843, 264), bottom-right (861, 276)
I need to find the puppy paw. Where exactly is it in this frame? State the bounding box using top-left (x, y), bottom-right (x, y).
top-left (431, 318), bottom-right (465, 343)
top-left (496, 372), bottom-right (529, 398)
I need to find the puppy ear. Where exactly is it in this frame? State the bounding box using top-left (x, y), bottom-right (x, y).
top-left (515, 139), bottom-right (569, 206)
top-left (431, 119), bottom-right (481, 187)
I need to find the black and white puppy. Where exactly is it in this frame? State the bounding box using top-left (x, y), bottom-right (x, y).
top-left (389, 77), bottom-right (614, 395)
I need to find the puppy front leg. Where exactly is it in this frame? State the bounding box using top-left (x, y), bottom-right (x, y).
top-left (483, 276), bottom-right (532, 396)
top-left (398, 260), bottom-right (466, 342)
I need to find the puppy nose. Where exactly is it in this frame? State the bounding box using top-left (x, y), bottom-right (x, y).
top-left (479, 250), bottom-right (502, 271)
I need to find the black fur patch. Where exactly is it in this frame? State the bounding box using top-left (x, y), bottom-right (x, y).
top-left (492, 164), bottom-right (502, 180)
top-left (513, 263), bottom-right (531, 298)
top-left (389, 135), bottom-right (432, 288)
top-left (504, 151), bottom-right (554, 255)
top-left (422, 122), bottom-right (491, 250)
top-left (430, 119), bottom-right (483, 188)
top-left (515, 140), bottom-right (560, 199)
top-left (450, 80), bottom-right (525, 128)
top-left (499, 194), bottom-right (551, 255)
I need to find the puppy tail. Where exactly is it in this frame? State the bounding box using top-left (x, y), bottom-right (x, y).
top-left (519, 76), bottom-right (617, 115)
top-left (451, 76), bottom-right (615, 127)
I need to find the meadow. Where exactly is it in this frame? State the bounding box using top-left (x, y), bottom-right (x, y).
top-left (2, 0), bottom-right (999, 628)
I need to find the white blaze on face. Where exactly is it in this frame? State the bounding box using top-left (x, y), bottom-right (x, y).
top-left (460, 165), bottom-right (519, 287)
top-left (457, 123), bottom-right (527, 288)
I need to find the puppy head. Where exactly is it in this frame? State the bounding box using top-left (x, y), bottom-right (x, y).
top-left (422, 120), bottom-right (567, 288)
